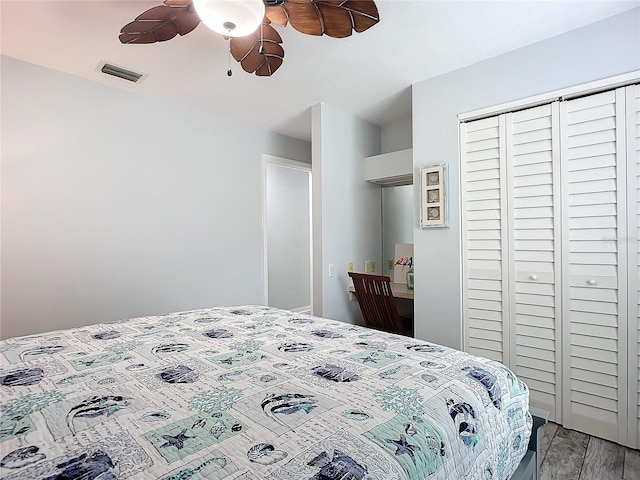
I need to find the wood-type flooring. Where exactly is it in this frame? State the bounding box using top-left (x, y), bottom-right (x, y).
top-left (539, 423), bottom-right (640, 480)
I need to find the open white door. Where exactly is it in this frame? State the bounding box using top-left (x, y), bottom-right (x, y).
top-left (263, 155), bottom-right (312, 314)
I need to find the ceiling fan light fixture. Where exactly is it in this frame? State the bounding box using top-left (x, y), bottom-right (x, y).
top-left (193, 0), bottom-right (265, 37)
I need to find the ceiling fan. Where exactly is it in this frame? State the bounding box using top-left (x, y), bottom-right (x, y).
top-left (119, 0), bottom-right (380, 77)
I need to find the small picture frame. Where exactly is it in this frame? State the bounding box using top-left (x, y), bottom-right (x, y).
top-left (420, 164), bottom-right (447, 228)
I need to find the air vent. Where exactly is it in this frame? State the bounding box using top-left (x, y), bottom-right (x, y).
top-left (100, 63), bottom-right (144, 83)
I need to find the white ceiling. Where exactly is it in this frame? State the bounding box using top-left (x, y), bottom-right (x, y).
top-left (2, 0), bottom-right (638, 141)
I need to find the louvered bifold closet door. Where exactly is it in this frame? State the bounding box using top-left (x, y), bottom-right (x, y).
top-left (560, 88), bottom-right (628, 444)
top-left (627, 84), bottom-right (640, 449)
top-left (505, 104), bottom-right (562, 422)
top-left (461, 116), bottom-right (510, 363)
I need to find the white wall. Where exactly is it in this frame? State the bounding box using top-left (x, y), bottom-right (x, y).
top-left (1, 56), bottom-right (311, 339)
top-left (381, 117), bottom-right (412, 153)
top-left (266, 162), bottom-right (311, 311)
top-left (312, 103), bottom-right (381, 322)
top-left (412, 8), bottom-right (640, 348)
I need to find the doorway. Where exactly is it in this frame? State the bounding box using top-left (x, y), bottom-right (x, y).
top-left (263, 155), bottom-right (312, 314)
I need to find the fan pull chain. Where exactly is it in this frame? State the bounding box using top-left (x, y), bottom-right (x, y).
top-left (227, 36), bottom-right (232, 76)
top-left (259, 22), bottom-right (264, 55)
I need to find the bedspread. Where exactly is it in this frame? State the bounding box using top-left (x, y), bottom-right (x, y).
top-left (0, 306), bottom-right (531, 479)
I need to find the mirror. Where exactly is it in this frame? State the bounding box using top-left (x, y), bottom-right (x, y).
top-left (382, 184), bottom-right (414, 277)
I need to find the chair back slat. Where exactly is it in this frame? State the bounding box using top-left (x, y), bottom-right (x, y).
top-left (348, 272), bottom-right (405, 335)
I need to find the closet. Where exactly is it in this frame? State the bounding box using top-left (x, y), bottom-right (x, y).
top-left (460, 83), bottom-right (639, 448)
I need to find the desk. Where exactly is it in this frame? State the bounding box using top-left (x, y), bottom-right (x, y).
top-left (348, 282), bottom-right (414, 300)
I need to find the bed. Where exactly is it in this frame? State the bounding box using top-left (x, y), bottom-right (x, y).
top-left (0, 305), bottom-right (537, 479)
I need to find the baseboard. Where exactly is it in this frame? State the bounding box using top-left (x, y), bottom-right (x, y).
top-left (289, 305), bottom-right (312, 314)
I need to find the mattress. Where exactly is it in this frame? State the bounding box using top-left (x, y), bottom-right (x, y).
top-left (0, 306), bottom-right (532, 479)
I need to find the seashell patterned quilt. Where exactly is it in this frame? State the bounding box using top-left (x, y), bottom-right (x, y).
top-left (0, 306), bottom-right (532, 479)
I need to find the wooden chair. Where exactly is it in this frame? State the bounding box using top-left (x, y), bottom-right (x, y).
top-left (348, 272), bottom-right (413, 336)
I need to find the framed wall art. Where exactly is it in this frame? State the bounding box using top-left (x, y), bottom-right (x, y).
top-left (420, 164), bottom-right (447, 228)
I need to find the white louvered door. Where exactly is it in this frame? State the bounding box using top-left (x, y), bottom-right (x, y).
top-left (505, 104), bottom-right (563, 422)
top-left (461, 82), bottom-right (640, 447)
top-left (627, 84), bottom-right (640, 449)
top-left (460, 116), bottom-right (510, 364)
top-left (560, 88), bottom-right (629, 444)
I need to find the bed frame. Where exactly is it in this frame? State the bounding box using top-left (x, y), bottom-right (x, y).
top-left (510, 408), bottom-right (549, 480)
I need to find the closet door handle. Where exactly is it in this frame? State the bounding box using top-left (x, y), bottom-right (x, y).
top-left (529, 274), bottom-right (538, 281)
top-left (587, 279), bottom-right (597, 286)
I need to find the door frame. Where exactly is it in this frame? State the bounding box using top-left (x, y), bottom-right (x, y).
top-left (262, 154), bottom-right (313, 314)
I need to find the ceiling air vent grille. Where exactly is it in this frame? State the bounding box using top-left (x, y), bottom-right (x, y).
top-left (100, 63), bottom-right (143, 83)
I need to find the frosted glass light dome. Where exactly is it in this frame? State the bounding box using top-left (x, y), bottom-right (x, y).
top-left (193, 0), bottom-right (265, 37)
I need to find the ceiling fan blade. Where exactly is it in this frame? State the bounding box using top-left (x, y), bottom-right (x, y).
top-left (340, 0), bottom-right (379, 33)
top-left (281, 0), bottom-right (379, 38)
top-left (255, 51), bottom-right (284, 76)
top-left (265, 4), bottom-right (289, 27)
top-left (230, 21), bottom-right (285, 76)
top-left (119, 2), bottom-right (200, 44)
top-left (282, 1), bottom-right (323, 36)
top-left (314, 2), bottom-right (353, 38)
